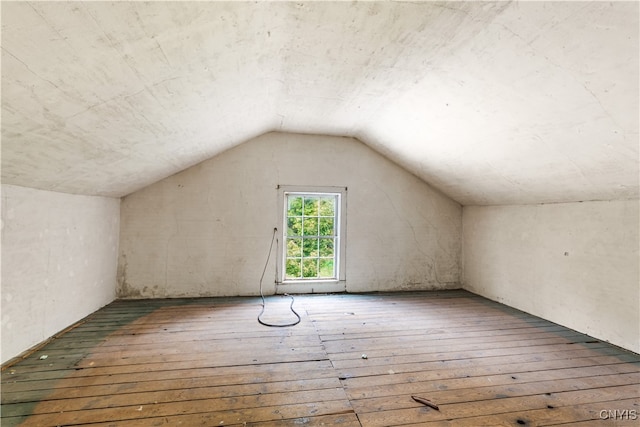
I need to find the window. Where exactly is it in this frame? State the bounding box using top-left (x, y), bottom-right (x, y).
top-left (277, 186), bottom-right (346, 285)
top-left (285, 193), bottom-right (338, 280)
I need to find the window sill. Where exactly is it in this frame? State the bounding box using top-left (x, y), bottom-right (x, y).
top-left (281, 279), bottom-right (340, 284)
top-left (276, 280), bottom-right (346, 294)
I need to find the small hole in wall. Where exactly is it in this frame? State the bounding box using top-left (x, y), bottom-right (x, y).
top-left (564, 252), bottom-right (569, 256)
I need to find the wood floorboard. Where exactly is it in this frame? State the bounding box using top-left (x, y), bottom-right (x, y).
top-left (351, 374), bottom-right (640, 413)
top-left (356, 384), bottom-right (640, 426)
top-left (2, 361), bottom-right (337, 403)
top-left (401, 398), bottom-right (640, 426)
top-left (344, 363), bottom-right (640, 400)
top-left (2, 291), bottom-right (638, 426)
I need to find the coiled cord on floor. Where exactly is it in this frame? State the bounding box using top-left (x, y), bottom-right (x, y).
top-left (257, 228), bottom-right (301, 327)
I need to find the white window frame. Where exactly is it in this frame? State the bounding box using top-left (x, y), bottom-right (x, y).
top-left (276, 185), bottom-right (347, 291)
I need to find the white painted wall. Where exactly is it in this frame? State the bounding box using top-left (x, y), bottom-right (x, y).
top-left (463, 200), bottom-right (639, 353)
top-left (1, 185), bottom-right (120, 364)
top-left (118, 132), bottom-right (461, 298)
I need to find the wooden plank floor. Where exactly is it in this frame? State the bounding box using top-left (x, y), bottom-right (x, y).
top-left (2, 291), bottom-right (639, 426)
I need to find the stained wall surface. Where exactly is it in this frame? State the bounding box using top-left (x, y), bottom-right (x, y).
top-left (463, 200), bottom-right (639, 353)
top-left (1, 185), bottom-right (120, 363)
top-left (118, 132), bottom-right (462, 298)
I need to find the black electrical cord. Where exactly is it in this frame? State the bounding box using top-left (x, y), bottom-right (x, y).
top-left (258, 227), bottom-right (301, 327)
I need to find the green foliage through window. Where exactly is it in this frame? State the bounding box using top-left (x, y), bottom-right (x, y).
top-left (285, 193), bottom-right (338, 281)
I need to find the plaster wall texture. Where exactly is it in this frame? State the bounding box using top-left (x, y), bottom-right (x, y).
top-left (118, 132), bottom-right (462, 298)
top-left (3, 2), bottom-right (637, 207)
top-left (462, 200), bottom-right (639, 353)
top-left (1, 185), bottom-right (120, 363)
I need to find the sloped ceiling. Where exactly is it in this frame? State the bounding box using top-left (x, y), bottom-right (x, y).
top-left (2, 1), bottom-right (638, 205)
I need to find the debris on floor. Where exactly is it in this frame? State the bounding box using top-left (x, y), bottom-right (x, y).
top-left (411, 395), bottom-right (440, 410)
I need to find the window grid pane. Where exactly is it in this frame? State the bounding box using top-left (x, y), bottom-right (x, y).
top-left (284, 193), bottom-right (339, 281)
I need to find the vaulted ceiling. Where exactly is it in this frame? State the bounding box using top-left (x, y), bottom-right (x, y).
top-left (2, 1), bottom-right (638, 205)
